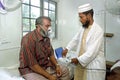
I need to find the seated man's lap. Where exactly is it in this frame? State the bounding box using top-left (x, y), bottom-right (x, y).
top-left (23, 65), bottom-right (70, 80)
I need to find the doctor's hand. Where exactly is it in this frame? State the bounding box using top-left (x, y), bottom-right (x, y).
top-left (62, 48), bottom-right (68, 57)
top-left (71, 58), bottom-right (79, 65)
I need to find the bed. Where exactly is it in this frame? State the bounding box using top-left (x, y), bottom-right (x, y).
top-left (0, 65), bottom-right (24, 80)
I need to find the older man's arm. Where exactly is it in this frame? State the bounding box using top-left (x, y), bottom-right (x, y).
top-left (50, 55), bottom-right (62, 77)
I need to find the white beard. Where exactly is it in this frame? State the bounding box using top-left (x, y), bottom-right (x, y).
top-left (40, 26), bottom-right (48, 37)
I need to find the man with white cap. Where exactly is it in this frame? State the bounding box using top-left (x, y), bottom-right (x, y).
top-left (62, 3), bottom-right (106, 80)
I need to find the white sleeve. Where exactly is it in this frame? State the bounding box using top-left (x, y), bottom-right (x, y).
top-left (77, 29), bottom-right (104, 67)
top-left (66, 29), bottom-right (81, 51)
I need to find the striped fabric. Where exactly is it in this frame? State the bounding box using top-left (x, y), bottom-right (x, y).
top-left (19, 29), bottom-right (54, 75)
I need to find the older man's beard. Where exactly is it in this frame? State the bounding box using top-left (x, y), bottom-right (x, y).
top-left (82, 20), bottom-right (90, 28)
top-left (40, 26), bottom-right (48, 37)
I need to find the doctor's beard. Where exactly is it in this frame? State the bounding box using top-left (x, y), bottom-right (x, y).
top-left (82, 20), bottom-right (90, 28)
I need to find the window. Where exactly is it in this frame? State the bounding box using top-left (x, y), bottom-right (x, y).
top-left (22, 0), bottom-right (57, 38)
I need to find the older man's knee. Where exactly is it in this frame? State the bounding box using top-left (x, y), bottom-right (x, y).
top-left (60, 65), bottom-right (70, 80)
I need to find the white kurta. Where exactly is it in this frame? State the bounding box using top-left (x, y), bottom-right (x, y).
top-left (66, 22), bottom-right (106, 80)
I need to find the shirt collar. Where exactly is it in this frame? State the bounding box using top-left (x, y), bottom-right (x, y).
top-left (34, 29), bottom-right (44, 41)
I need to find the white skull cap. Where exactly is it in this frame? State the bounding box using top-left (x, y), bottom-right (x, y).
top-left (78, 3), bottom-right (92, 13)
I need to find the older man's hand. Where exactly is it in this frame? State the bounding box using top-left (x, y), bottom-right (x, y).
top-left (56, 65), bottom-right (62, 77)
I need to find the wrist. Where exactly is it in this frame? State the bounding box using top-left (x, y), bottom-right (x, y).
top-left (55, 63), bottom-right (60, 68)
top-left (46, 73), bottom-right (52, 79)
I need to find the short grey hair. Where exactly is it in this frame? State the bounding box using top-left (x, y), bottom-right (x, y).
top-left (35, 16), bottom-right (51, 26)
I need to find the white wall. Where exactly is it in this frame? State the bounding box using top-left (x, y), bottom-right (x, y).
top-left (0, 7), bottom-right (22, 67)
top-left (57, 0), bottom-right (80, 47)
top-left (0, 8), bottom-right (22, 50)
top-left (105, 13), bottom-right (120, 61)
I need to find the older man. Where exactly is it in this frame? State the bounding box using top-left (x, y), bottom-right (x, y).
top-left (19, 16), bottom-right (70, 80)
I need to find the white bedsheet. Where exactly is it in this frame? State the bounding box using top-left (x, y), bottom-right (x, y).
top-left (0, 69), bottom-right (24, 80)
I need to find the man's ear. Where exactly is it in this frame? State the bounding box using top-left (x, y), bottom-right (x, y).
top-left (87, 13), bottom-right (90, 17)
top-left (86, 13), bottom-right (91, 19)
top-left (36, 25), bottom-right (42, 28)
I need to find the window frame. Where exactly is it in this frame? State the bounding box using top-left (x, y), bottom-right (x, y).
top-left (22, 0), bottom-right (57, 38)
